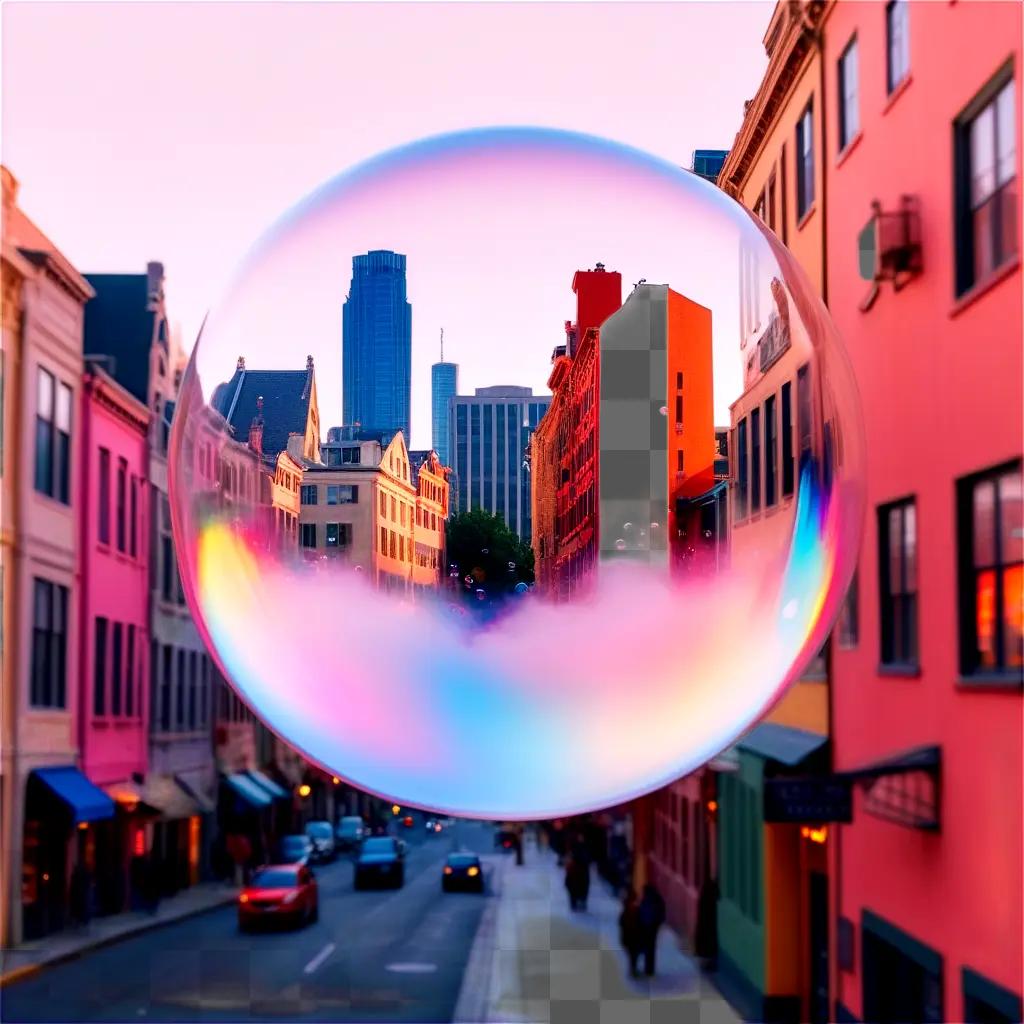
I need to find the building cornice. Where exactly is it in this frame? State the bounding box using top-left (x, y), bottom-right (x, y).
top-left (84, 364), bottom-right (151, 434)
top-left (719, 0), bottom-right (825, 199)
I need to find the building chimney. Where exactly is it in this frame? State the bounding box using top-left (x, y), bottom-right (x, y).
top-left (306, 354), bottom-right (314, 371)
top-left (237, 356), bottom-right (246, 371)
top-left (248, 395), bottom-right (264, 455)
top-left (146, 262), bottom-right (164, 310)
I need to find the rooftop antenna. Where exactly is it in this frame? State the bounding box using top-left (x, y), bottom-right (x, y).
top-left (440, 327), bottom-right (444, 362)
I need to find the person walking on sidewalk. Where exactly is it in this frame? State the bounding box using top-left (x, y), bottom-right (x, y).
top-left (565, 833), bottom-right (591, 911)
top-left (637, 883), bottom-right (666, 976)
top-left (618, 889), bottom-right (642, 977)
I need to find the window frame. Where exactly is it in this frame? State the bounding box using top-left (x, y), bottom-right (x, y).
top-left (878, 496), bottom-right (919, 669)
top-left (300, 523), bottom-right (317, 548)
top-left (953, 61), bottom-right (1017, 297)
top-left (98, 447), bottom-right (111, 545)
top-left (796, 101), bottom-right (815, 220)
top-left (838, 35), bottom-right (860, 151)
top-left (956, 459), bottom-right (1023, 681)
top-left (764, 394), bottom-right (778, 508)
top-left (30, 578), bottom-right (68, 708)
top-left (885, 0), bottom-right (910, 96)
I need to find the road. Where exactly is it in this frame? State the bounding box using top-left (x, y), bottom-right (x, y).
top-left (3, 818), bottom-right (498, 1023)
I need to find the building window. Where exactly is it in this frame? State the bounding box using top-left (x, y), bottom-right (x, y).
top-left (129, 476), bottom-right (138, 557)
top-left (98, 448), bottom-right (111, 544)
top-left (35, 369), bottom-right (72, 503)
top-left (111, 622), bottom-right (123, 715)
top-left (380, 525), bottom-right (387, 551)
top-left (797, 364), bottom-right (812, 455)
top-left (886, 0), bottom-right (910, 95)
top-left (93, 617), bottom-right (108, 715)
top-left (389, 531), bottom-right (396, 559)
top-left (126, 624), bottom-right (136, 717)
top-left (781, 381), bottom-right (794, 496)
top-left (327, 484), bottom-right (357, 505)
top-left (839, 569), bottom-right (860, 648)
top-left (161, 536), bottom-right (174, 602)
top-left (326, 522), bottom-right (340, 547)
top-left (176, 649), bottom-right (185, 729)
top-left (188, 651), bottom-right (198, 730)
top-left (677, 450), bottom-right (685, 473)
top-left (839, 36), bottom-right (860, 150)
top-left (116, 458), bottom-right (128, 552)
top-left (750, 407), bottom-right (762, 513)
top-left (955, 70), bottom-right (1017, 296)
top-left (300, 523), bottom-right (317, 548)
top-left (796, 101), bottom-right (815, 219)
top-left (379, 491), bottom-right (386, 516)
top-left (737, 418), bottom-right (749, 519)
top-left (879, 498), bottom-right (918, 667)
top-left (957, 461), bottom-right (1022, 676)
top-left (300, 484), bottom-right (318, 505)
top-left (764, 395), bottom-right (777, 507)
top-left (160, 645), bottom-right (172, 732)
top-left (30, 578), bottom-right (68, 708)
top-left (780, 143), bottom-right (789, 245)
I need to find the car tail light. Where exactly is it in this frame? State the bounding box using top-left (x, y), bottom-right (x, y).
top-left (444, 866), bottom-right (453, 875)
top-left (467, 866), bottom-right (480, 877)
top-left (239, 893), bottom-right (250, 903)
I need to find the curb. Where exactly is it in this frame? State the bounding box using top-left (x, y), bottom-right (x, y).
top-left (0, 891), bottom-right (237, 990)
top-left (452, 855), bottom-right (509, 1024)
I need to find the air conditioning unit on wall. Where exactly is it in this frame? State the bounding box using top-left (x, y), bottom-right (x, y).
top-left (858, 195), bottom-right (923, 310)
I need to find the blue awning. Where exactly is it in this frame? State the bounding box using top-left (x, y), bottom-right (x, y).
top-left (225, 773), bottom-right (272, 809)
top-left (738, 723), bottom-right (828, 766)
top-left (247, 770), bottom-right (289, 801)
top-left (32, 767), bottom-right (116, 824)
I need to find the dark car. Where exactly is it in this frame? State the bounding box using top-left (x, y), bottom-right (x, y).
top-left (495, 829), bottom-right (517, 852)
top-left (354, 836), bottom-right (405, 889)
top-left (336, 816), bottom-right (366, 851)
top-left (238, 865), bottom-right (318, 931)
top-left (305, 821), bottom-right (337, 863)
top-left (442, 852), bottom-right (484, 893)
top-left (278, 834), bottom-right (314, 865)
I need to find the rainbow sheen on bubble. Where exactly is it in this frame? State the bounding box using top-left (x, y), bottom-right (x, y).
top-left (170, 126), bottom-right (865, 820)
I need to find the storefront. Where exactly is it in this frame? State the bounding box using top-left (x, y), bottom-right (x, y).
top-left (144, 775), bottom-right (213, 896)
top-left (21, 767), bottom-right (115, 940)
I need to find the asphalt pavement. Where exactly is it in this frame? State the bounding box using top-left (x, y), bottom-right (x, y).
top-left (2, 817), bottom-right (497, 1023)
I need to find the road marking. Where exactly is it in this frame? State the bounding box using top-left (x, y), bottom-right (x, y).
top-left (385, 962), bottom-right (438, 974)
top-left (303, 942), bottom-right (336, 975)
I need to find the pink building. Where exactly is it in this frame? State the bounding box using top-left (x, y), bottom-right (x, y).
top-left (77, 361), bottom-right (151, 915)
top-left (823, 3), bottom-right (1022, 1021)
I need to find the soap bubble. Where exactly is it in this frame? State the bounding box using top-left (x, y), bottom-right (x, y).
top-left (170, 126), bottom-right (864, 819)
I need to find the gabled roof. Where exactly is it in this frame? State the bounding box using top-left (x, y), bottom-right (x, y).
top-left (212, 363), bottom-right (315, 461)
top-left (83, 274), bottom-right (157, 405)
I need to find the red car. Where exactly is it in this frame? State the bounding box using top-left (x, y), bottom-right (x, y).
top-left (238, 864), bottom-right (318, 931)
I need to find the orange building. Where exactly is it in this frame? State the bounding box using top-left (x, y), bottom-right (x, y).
top-left (410, 450), bottom-right (450, 591)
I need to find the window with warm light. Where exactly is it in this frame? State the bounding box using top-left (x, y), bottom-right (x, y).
top-left (957, 461), bottom-right (1023, 678)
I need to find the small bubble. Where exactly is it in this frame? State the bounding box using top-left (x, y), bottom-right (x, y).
top-left (650, 522), bottom-right (660, 530)
top-left (615, 539), bottom-right (626, 551)
top-left (508, 561), bottom-right (516, 570)
top-left (623, 522), bottom-right (633, 532)
top-left (659, 406), bottom-right (667, 416)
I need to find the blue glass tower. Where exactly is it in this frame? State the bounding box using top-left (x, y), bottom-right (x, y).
top-left (431, 330), bottom-right (458, 467)
top-left (342, 250), bottom-right (412, 444)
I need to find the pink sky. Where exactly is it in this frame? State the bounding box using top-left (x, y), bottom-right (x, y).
top-left (2, 2), bottom-right (770, 447)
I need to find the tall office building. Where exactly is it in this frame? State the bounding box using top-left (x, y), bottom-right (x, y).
top-left (342, 250), bottom-right (412, 445)
top-left (448, 386), bottom-right (550, 543)
top-left (431, 331), bottom-right (458, 467)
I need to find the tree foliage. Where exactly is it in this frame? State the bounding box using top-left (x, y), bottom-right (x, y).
top-left (445, 509), bottom-right (535, 602)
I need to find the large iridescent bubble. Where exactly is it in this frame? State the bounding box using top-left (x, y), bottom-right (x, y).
top-left (170, 127), bottom-right (864, 819)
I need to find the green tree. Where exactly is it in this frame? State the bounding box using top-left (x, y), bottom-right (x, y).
top-left (445, 509), bottom-right (534, 601)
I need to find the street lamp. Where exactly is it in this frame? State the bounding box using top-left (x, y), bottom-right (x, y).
top-left (298, 784), bottom-right (311, 798)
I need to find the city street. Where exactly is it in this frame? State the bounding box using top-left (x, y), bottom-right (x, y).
top-left (2, 819), bottom-right (494, 1023)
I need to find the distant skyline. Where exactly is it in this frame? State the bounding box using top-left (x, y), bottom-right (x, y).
top-left (2, 2), bottom-right (771, 448)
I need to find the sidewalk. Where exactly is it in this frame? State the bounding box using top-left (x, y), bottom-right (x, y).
top-left (0, 880), bottom-right (238, 988)
top-left (456, 841), bottom-right (741, 1024)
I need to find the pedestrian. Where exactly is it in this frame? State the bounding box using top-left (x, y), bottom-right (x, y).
top-left (69, 861), bottom-right (92, 930)
top-left (618, 889), bottom-right (642, 977)
top-left (694, 876), bottom-right (719, 966)
top-left (571, 833), bottom-right (591, 910)
top-left (513, 830), bottom-right (524, 866)
top-left (637, 883), bottom-right (666, 977)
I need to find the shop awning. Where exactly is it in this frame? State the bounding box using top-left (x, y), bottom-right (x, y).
top-left (32, 767), bottom-right (115, 824)
top-left (139, 776), bottom-right (202, 820)
top-left (175, 774), bottom-right (215, 814)
top-left (839, 744), bottom-right (941, 830)
top-left (738, 723), bottom-right (828, 767)
top-left (247, 770), bottom-right (290, 801)
top-left (225, 773), bottom-right (272, 809)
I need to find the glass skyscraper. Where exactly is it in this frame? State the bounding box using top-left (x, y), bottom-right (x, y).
top-left (448, 386), bottom-right (550, 543)
top-left (431, 361), bottom-right (458, 467)
top-left (342, 250), bottom-right (412, 443)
